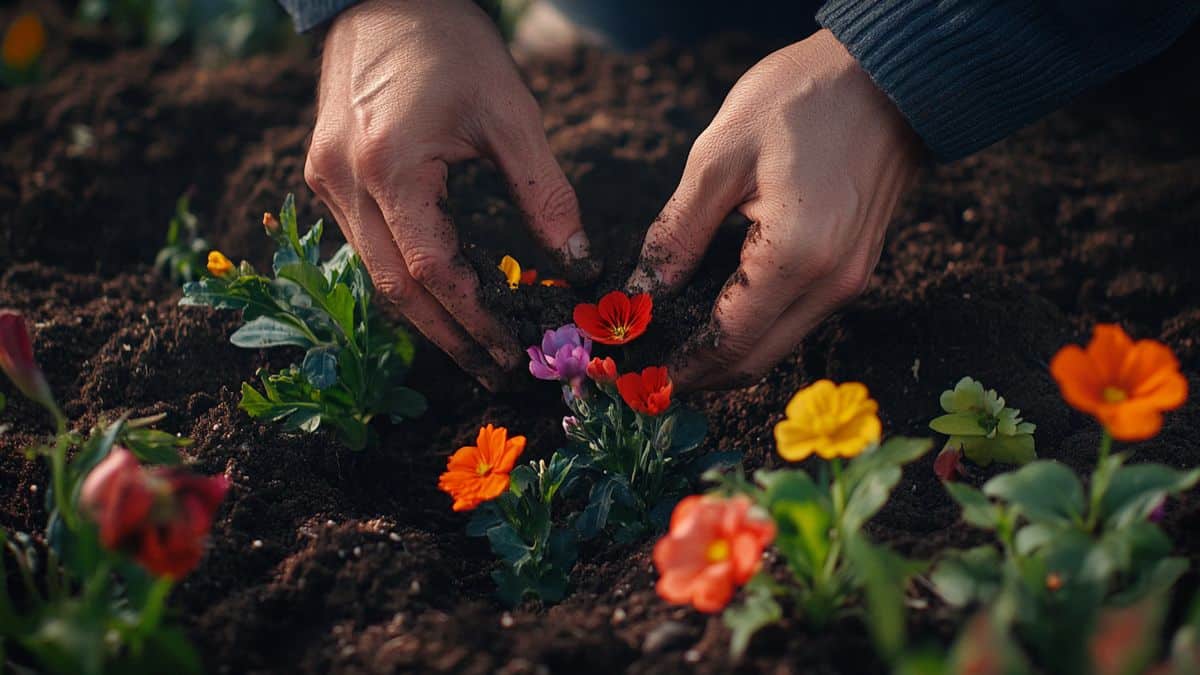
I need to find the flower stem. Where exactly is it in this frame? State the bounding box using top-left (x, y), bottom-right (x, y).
top-left (1097, 431), bottom-right (1112, 467)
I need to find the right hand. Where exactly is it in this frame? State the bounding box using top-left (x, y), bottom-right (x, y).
top-left (306, 0), bottom-right (597, 390)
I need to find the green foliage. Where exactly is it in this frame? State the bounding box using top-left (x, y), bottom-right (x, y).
top-left (77, 0), bottom-right (298, 64)
top-left (564, 390), bottom-right (738, 542)
top-left (932, 450), bottom-right (1199, 674)
top-left (719, 437), bottom-right (932, 660)
top-left (466, 453), bottom-right (578, 606)
top-left (181, 194), bottom-right (426, 450)
top-left (154, 195), bottom-right (209, 284)
top-left (931, 377), bottom-right (1036, 468)
top-left (2, 412), bottom-right (200, 675)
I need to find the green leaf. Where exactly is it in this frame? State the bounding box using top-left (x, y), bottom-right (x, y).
top-left (121, 428), bottom-right (188, 466)
top-left (301, 346), bottom-right (340, 390)
top-left (383, 387), bottom-right (427, 421)
top-left (958, 434), bottom-right (1036, 467)
top-left (945, 482), bottom-right (1000, 530)
top-left (279, 263), bottom-right (356, 341)
top-left (576, 477), bottom-right (619, 540)
top-left (931, 546), bottom-right (1003, 607)
top-left (930, 413), bottom-right (987, 436)
top-left (230, 316), bottom-right (315, 349)
top-left (723, 577), bottom-right (782, 660)
top-left (756, 468), bottom-right (824, 510)
top-left (773, 499), bottom-right (831, 576)
top-left (984, 461), bottom-right (1084, 525)
top-left (843, 465), bottom-right (901, 534)
top-left (1100, 464), bottom-right (1200, 529)
top-left (280, 192), bottom-right (301, 253)
top-left (843, 436), bottom-right (931, 490)
top-left (846, 535), bottom-right (922, 659)
top-left (669, 407), bottom-right (708, 453)
top-left (487, 523), bottom-right (532, 568)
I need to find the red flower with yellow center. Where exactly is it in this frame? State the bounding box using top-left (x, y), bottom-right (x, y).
top-left (573, 290), bottom-right (652, 345)
top-left (1049, 324), bottom-right (1187, 441)
top-left (616, 366), bottom-right (673, 416)
top-left (438, 425), bottom-right (526, 512)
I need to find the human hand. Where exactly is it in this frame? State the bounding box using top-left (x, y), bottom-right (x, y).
top-left (628, 29), bottom-right (921, 391)
top-left (305, 0), bottom-right (597, 390)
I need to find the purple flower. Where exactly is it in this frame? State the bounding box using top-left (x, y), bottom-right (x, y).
top-left (528, 324), bottom-right (592, 383)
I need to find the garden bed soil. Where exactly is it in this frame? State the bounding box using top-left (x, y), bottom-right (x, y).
top-left (2, 13), bottom-right (1200, 674)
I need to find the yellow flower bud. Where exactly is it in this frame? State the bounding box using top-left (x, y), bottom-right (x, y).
top-left (207, 250), bottom-right (234, 278)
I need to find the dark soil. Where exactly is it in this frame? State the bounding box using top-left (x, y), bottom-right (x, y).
top-left (2, 10), bottom-right (1199, 673)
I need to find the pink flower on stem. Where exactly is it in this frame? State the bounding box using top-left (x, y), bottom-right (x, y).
top-left (527, 324), bottom-right (592, 383)
top-left (0, 309), bottom-right (58, 416)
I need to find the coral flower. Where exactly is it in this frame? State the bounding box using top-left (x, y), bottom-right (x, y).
top-left (262, 212), bottom-right (281, 236)
top-left (617, 366), bottom-right (673, 416)
top-left (207, 250), bottom-right (235, 278)
top-left (1049, 324), bottom-right (1187, 441)
top-left (774, 380), bottom-right (881, 461)
top-left (438, 425), bottom-right (526, 512)
top-left (573, 290), bottom-right (652, 345)
top-left (81, 447), bottom-right (229, 579)
top-left (653, 495), bottom-right (776, 613)
top-left (587, 356), bottom-right (619, 384)
top-left (2, 13), bottom-right (45, 71)
top-left (0, 309), bottom-right (56, 412)
top-left (527, 324), bottom-right (592, 383)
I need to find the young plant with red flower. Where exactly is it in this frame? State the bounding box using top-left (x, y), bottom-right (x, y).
top-left (573, 290), bottom-right (652, 345)
top-left (931, 326), bottom-right (1198, 673)
top-left (440, 425), bottom-right (579, 605)
top-left (0, 311), bottom-right (218, 673)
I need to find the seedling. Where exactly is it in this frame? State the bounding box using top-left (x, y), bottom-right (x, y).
top-left (155, 194), bottom-right (210, 283)
top-left (930, 376), bottom-right (1036, 479)
top-left (180, 195), bottom-right (426, 450)
top-left (0, 310), bottom-right (223, 675)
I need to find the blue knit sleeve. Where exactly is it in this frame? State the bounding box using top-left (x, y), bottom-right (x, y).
top-left (276, 0), bottom-right (360, 32)
top-left (817, 0), bottom-right (1200, 161)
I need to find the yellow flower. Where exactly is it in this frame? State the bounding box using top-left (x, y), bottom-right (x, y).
top-left (2, 13), bottom-right (45, 71)
top-left (498, 255), bottom-right (522, 290)
top-left (774, 380), bottom-right (882, 461)
top-left (207, 250), bottom-right (234, 278)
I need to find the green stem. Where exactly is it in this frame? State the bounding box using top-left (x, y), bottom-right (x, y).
top-left (1097, 431), bottom-right (1112, 468)
top-left (830, 459), bottom-right (845, 519)
top-left (49, 433), bottom-right (74, 531)
top-left (1085, 431), bottom-right (1114, 532)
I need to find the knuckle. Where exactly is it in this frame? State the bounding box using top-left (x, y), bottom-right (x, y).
top-left (404, 249), bottom-right (449, 287)
top-left (832, 267), bottom-right (872, 303)
top-left (373, 268), bottom-right (417, 305)
top-left (304, 140), bottom-right (345, 195)
top-left (351, 131), bottom-right (396, 184)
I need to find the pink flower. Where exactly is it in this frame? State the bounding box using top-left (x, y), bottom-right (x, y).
top-left (653, 495), bottom-right (776, 613)
top-left (934, 445), bottom-right (966, 482)
top-left (0, 309), bottom-right (56, 412)
top-left (81, 447), bottom-right (229, 579)
top-left (527, 324), bottom-right (592, 383)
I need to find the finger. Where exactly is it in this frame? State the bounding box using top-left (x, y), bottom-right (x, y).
top-left (626, 135), bottom-right (750, 295)
top-left (364, 161), bottom-right (524, 372)
top-left (486, 106), bottom-right (599, 284)
top-left (348, 189), bottom-right (510, 390)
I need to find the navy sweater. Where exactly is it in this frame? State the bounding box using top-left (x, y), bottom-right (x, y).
top-left (277, 0), bottom-right (1198, 161)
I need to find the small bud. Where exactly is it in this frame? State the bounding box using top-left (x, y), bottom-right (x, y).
top-left (1045, 572), bottom-right (1063, 592)
top-left (262, 212), bottom-right (281, 236)
top-left (0, 310), bottom-right (58, 416)
top-left (654, 414), bottom-right (677, 451)
top-left (207, 251), bottom-right (235, 278)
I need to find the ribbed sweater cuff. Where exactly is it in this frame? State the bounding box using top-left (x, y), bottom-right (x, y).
top-left (817, 0), bottom-right (1198, 161)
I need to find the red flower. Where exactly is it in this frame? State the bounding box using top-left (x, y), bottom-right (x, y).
top-left (81, 447), bottom-right (229, 579)
top-left (0, 309), bottom-right (55, 411)
top-left (653, 495), bottom-right (776, 613)
top-left (587, 357), bottom-right (618, 384)
top-left (617, 366), bottom-right (673, 416)
top-left (573, 291), bottom-right (652, 345)
top-left (933, 446), bottom-right (965, 482)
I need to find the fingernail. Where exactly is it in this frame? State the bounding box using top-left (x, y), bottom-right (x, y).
top-left (627, 265), bottom-right (663, 295)
top-left (565, 231), bottom-right (591, 261)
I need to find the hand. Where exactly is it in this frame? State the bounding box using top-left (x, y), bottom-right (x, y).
top-left (305, 0), bottom-right (597, 390)
top-left (628, 29), bottom-right (921, 391)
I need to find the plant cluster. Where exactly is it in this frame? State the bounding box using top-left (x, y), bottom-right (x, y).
top-left (930, 376), bottom-right (1037, 481)
top-left (0, 310), bottom-right (227, 674)
top-left (180, 195), bottom-right (426, 450)
top-left (438, 290), bottom-right (738, 604)
top-left (659, 380), bottom-right (932, 660)
top-left (155, 195), bottom-right (210, 284)
top-left (928, 324), bottom-right (1192, 674)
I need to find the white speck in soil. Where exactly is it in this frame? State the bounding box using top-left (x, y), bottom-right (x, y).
top-left (500, 613), bottom-right (514, 628)
top-left (251, 539), bottom-right (263, 549)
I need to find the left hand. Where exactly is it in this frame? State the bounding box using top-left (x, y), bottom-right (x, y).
top-left (627, 29), bottom-right (922, 390)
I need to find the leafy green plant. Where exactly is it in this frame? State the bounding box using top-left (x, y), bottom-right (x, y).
top-left (930, 377), bottom-right (1036, 478)
top-left (180, 194), bottom-right (426, 450)
top-left (466, 452), bottom-right (579, 605)
top-left (932, 451), bottom-right (1198, 674)
top-left (713, 436), bottom-right (932, 660)
top-left (154, 195), bottom-right (209, 284)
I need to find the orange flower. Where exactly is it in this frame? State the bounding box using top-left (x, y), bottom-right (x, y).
top-left (1049, 324), bottom-right (1187, 441)
top-left (573, 290), bottom-right (652, 345)
top-left (2, 13), bottom-right (45, 71)
top-left (587, 356), bottom-right (618, 384)
top-left (617, 366), bottom-right (673, 416)
top-left (438, 425), bottom-right (526, 512)
top-left (653, 495), bottom-right (775, 613)
top-left (207, 250), bottom-right (234, 278)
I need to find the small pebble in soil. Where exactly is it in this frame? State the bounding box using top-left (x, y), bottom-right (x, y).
top-left (611, 608), bottom-right (627, 625)
top-left (500, 613), bottom-right (514, 628)
top-left (684, 650), bottom-right (701, 664)
top-left (212, 423), bottom-right (220, 431)
top-left (29, 484), bottom-right (37, 493)
top-left (409, 580), bottom-right (421, 594)
top-left (251, 539), bottom-right (263, 549)
top-left (353, 546), bottom-right (362, 557)
top-left (388, 532), bottom-right (402, 542)
top-left (642, 621), bottom-right (697, 654)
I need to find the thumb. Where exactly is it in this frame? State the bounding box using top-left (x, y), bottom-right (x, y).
top-left (488, 119), bottom-right (599, 284)
top-left (627, 136), bottom-right (749, 295)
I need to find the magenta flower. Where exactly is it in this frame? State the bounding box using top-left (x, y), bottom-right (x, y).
top-left (0, 310), bottom-right (57, 414)
top-left (527, 324), bottom-right (592, 383)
